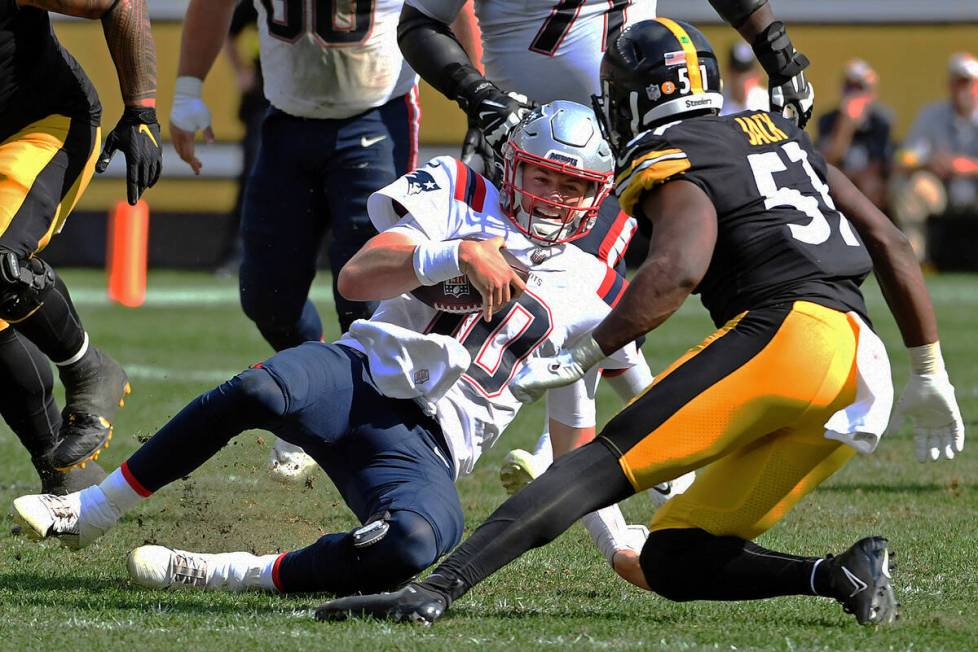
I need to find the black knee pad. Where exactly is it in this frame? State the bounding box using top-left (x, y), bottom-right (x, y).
top-left (0, 251), bottom-right (55, 322)
top-left (353, 510), bottom-right (439, 593)
top-left (227, 367), bottom-right (287, 419)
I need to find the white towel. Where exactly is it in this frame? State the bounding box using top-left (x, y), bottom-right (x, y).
top-left (824, 313), bottom-right (894, 454)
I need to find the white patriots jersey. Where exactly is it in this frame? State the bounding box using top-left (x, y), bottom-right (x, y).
top-left (254, 0), bottom-right (417, 119)
top-left (406, 0), bottom-right (656, 105)
top-left (336, 156), bottom-right (640, 477)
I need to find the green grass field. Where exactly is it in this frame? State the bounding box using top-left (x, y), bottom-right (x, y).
top-left (1, 270), bottom-right (975, 651)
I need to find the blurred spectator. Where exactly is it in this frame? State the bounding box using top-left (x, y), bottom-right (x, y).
top-left (892, 52), bottom-right (978, 264)
top-left (817, 59), bottom-right (894, 210)
top-left (720, 42), bottom-right (768, 115)
top-left (217, 0), bottom-right (269, 276)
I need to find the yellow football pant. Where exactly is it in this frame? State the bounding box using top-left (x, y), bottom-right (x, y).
top-left (599, 300), bottom-right (860, 540)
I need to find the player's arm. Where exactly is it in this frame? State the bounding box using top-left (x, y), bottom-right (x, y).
top-left (591, 181), bottom-right (717, 354)
top-left (827, 164), bottom-right (964, 461)
top-left (511, 181), bottom-right (715, 403)
top-left (19, 0), bottom-right (162, 204)
top-left (338, 228), bottom-right (524, 317)
top-left (708, 0), bottom-right (813, 127)
top-left (170, 0), bottom-right (239, 174)
top-left (397, 5), bottom-right (531, 155)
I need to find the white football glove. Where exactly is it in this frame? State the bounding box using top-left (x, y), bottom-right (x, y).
top-left (169, 76), bottom-right (212, 134)
top-left (510, 336), bottom-right (605, 404)
top-left (890, 372), bottom-right (965, 462)
top-left (887, 342), bottom-right (965, 462)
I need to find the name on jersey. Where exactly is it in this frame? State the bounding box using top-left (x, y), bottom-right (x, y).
top-left (735, 113), bottom-right (789, 146)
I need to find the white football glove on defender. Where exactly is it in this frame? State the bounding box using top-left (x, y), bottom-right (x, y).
top-left (510, 336), bottom-right (605, 404)
top-left (170, 76), bottom-right (212, 134)
top-left (887, 342), bottom-right (965, 462)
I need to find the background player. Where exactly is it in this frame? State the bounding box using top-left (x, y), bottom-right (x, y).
top-left (315, 19), bottom-right (964, 626)
top-left (14, 101), bottom-right (650, 594)
top-left (169, 0), bottom-right (422, 479)
top-left (0, 0), bottom-right (161, 492)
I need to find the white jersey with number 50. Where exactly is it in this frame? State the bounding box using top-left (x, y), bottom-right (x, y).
top-left (336, 156), bottom-right (640, 477)
top-left (254, 0), bottom-right (417, 119)
top-left (407, 0), bottom-right (656, 105)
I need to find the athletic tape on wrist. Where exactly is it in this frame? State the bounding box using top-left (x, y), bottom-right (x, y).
top-left (908, 341), bottom-right (946, 375)
top-left (174, 76), bottom-right (204, 99)
top-left (413, 240), bottom-right (463, 286)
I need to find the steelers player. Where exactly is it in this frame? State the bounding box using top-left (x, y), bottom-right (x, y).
top-left (316, 20), bottom-right (964, 626)
top-left (0, 0), bottom-right (161, 492)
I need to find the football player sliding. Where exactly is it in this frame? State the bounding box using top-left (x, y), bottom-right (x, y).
top-left (316, 19), bottom-right (965, 626)
top-left (13, 101), bottom-right (657, 593)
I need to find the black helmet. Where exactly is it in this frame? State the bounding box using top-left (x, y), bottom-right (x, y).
top-left (593, 19), bottom-right (723, 152)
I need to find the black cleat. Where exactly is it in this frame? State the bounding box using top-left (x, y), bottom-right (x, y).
top-left (40, 460), bottom-right (107, 495)
top-left (52, 346), bottom-right (130, 471)
top-left (828, 536), bottom-right (898, 625)
top-left (314, 583), bottom-right (448, 625)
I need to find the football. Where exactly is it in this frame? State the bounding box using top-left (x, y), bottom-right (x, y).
top-left (410, 246), bottom-right (531, 313)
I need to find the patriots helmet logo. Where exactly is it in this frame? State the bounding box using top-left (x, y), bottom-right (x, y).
top-left (405, 170), bottom-right (441, 195)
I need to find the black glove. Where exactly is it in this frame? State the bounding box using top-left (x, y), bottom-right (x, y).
top-left (460, 119), bottom-right (506, 184)
top-left (752, 21), bottom-right (815, 129)
top-left (96, 106), bottom-right (163, 205)
top-left (456, 76), bottom-right (534, 159)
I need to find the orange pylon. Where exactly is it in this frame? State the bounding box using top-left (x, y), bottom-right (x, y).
top-left (106, 199), bottom-right (148, 307)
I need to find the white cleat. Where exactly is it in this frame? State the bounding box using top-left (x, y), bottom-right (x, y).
top-left (268, 438), bottom-right (318, 484)
top-left (646, 470), bottom-right (697, 508)
top-left (128, 545), bottom-right (275, 592)
top-left (12, 492), bottom-right (103, 550)
top-left (499, 448), bottom-right (546, 495)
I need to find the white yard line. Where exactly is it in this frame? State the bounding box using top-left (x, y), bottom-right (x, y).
top-left (68, 286), bottom-right (335, 307)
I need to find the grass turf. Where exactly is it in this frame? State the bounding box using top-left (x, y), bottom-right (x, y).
top-left (1, 270), bottom-right (975, 651)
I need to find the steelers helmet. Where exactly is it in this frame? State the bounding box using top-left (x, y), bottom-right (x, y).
top-left (593, 19), bottom-right (723, 152)
top-left (500, 100), bottom-right (614, 245)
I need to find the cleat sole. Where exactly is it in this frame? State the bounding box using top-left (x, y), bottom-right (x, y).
top-left (52, 427), bottom-right (113, 473)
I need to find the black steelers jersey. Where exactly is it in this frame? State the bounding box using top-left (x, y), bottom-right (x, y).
top-left (615, 110), bottom-right (873, 327)
top-left (0, 0), bottom-right (100, 138)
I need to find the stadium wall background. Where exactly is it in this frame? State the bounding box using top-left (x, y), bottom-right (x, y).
top-left (43, 14), bottom-right (978, 268)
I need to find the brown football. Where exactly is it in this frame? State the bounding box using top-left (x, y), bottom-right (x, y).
top-left (410, 246), bottom-right (531, 314)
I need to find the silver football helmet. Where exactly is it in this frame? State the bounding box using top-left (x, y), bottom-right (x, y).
top-left (500, 100), bottom-right (614, 245)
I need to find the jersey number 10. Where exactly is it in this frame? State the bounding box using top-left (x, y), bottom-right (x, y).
top-left (261, 0), bottom-right (374, 46)
top-left (748, 141), bottom-right (862, 247)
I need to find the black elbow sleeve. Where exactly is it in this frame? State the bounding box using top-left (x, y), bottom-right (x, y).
top-left (707, 0), bottom-right (768, 28)
top-left (397, 5), bottom-right (485, 103)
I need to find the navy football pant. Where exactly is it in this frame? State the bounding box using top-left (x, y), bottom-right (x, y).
top-left (239, 93), bottom-right (419, 350)
top-left (125, 343), bottom-right (462, 595)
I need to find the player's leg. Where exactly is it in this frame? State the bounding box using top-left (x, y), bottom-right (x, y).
top-left (239, 109), bottom-right (328, 351)
top-left (313, 302), bottom-right (873, 622)
top-left (323, 95), bottom-right (415, 333)
top-left (128, 348), bottom-right (461, 595)
top-left (0, 116), bottom-right (128, 471)
top-left (11, 342), bottom-right (353, 548)
top-left (0, 325), bottom-right (106, 493)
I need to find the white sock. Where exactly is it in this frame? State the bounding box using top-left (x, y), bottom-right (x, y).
top-left (205, 551), bottom-right (282, 592)
top-left (581, 504), bottom-right (630, 565)
top-left (54, 332), bottom-right (89, 366)
top-left (532, 431), bottom-right (553, 469)
top-left (605, 356), bottom-right (654, 402)
top-left (100, 467), bottom-right (146, 515)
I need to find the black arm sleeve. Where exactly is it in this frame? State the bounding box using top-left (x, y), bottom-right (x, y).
top-left (396, 5), bottom-right (487, 108)
top-left (707, 0), bottom-right (768, 28)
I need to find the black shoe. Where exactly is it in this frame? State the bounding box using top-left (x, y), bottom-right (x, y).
top-left (827, 536), bottom-right (898, 625)
top-left (34, 455), bottom-right (107, 495)
top-left (314, 583), bottom-right (448, 625)
top-left (52, 346), bottom-right (130, 471)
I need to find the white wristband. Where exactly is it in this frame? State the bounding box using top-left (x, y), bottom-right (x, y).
top-left (908, 341), bottom-right (946, 375)
top-left (413, 240), bottom-right (463, 286)
top-left (174, 75), bottom-right (204, 99)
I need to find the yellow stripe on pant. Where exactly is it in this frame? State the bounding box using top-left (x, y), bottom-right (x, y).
top-left (600, 301), bottom-right (860, 540)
